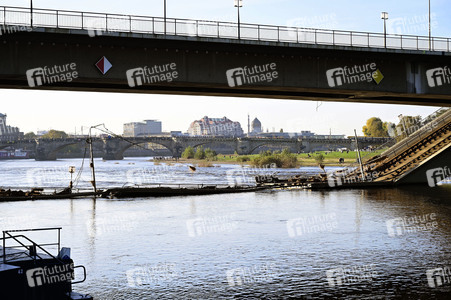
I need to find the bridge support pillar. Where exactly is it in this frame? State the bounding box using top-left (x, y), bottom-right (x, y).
top-left (35, 147), bottom-right (57, 161)
top-left (102, 139), bottom-right (125, 160)
top-left (236, 139), bottom-right (251, 155)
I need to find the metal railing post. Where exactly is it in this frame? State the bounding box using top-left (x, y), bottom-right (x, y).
top-left (258, 24), bottom-right (260, 41)
top-left (296, 28), bottom-right (299, 43)
top-left (315, 29), bottom-right (317, 44)
top-left (217, 22), bottom-right (219, 38)
top-left (417, 36), bottom-right (419, 50)
top-left (58, 228), bottom-right (61, 253)
top-left (106, 14), bottom-right (108, 32)
top-left (332, 30), bottom-right (335, 45)
top-left (56, 11), bottom-right (59, 28)
top-left (196, 20), bottom-right (198, 36)
top-left (81, 12), bottom-right (84, 29)
top-left (350, 32), bottom-right (352, 46)
top-left (277, 26), bottom-right (280, 42)
top-left (3, 231), bottom-right (5, 264)
top-left (152, 17), bottom-right (154, 34)
top-left (368, 33), bottom-right (370, 47)
top-left (129, 15), bottom-right (132, 32)
top-left (175, 19), bottom-right (177, 35)
top-left (401, 35), bottom-right (403, 50)
top-left (3, 7), bottom-right (6, 26)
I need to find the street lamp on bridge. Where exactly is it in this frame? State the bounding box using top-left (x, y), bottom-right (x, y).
top-left (30, 0), bottom-right (33, 27)
top-left (164, 0), bottom-right (167, 35)
top-left (381, 12), bottom-right (388, 48)
top-left (234, 0), bottom-right (243, 39)
top-left (429, 0), bottom-right (431, 50)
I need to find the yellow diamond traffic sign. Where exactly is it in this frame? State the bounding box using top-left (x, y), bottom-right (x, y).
top-left (372, 69), bottom-right (384, 84)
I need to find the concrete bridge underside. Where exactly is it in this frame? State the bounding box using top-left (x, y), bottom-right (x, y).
top-left (0, 28), bottom-right (450, 106)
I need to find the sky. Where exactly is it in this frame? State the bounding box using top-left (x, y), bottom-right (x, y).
top-left (1, 0), bottom-right (450, 136)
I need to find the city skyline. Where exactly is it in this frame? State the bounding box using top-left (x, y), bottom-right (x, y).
top-left (0, 89), bottom-right (440, 137)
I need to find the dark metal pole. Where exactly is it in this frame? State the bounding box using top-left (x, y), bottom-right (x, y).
top-left (88, 130), bottom-right (97, 197)
top-left (429, 0), bottom-right (431, 50)
top-left (384, 18), bottom-right (387, 48)
top-left (30, 0), bottom-right (33, 27)
top-left (237, 4), bottom-right (240, 39)
top-left (164, 0), bottom-right (166, 35)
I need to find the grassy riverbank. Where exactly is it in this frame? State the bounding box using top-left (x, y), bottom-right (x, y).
top-left (173, 149), bottom-right (384, 167)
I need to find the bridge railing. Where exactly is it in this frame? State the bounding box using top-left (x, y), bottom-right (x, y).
top-left (1, 6), bottom-right (450, 52)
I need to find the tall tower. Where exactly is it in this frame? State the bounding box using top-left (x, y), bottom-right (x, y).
top-left (247, 114), bottom-right (250, 135)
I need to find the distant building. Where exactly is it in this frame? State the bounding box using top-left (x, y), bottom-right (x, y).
top-left (251, 118), bottom-right (262, 134)
top-left (0, 113), bottom-right (22, 141)
top-left (254, 131), bottom-right (343, 139)
top-left (123, 120), bottom-right (162, 137)
top-left (188, 116), bottom-right (243, 137)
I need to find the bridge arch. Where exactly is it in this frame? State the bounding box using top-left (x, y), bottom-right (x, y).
top-left (36, 139), bottom-right (87, 160)
top-left (248, 142), bottom-right (301, 155)
top-left (116, 141), bottom-right (174, 159)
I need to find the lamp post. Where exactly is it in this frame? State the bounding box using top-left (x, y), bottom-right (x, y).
top-left (69, 166), bottom-right (76, 189)
top-left (30, 0), bottom-right (33, 27)
top-left (234, 0), bottom-right (242, 39)
top-left (381, 12), bottom-right (388, 48)
top-left (429, 0), bottom-right (431, 50)
top-left (164, 0), bottom-right (167, 35)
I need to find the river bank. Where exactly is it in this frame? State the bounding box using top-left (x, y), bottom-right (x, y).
top-left (165, 150), bottom-right (382, 168)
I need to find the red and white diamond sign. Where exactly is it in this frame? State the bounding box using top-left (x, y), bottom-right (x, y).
top-left (95, 56), bottom-right (112, 75)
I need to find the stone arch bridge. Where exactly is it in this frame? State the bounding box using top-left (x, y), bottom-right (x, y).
top-left (0, 136), bottom-right (391, 161)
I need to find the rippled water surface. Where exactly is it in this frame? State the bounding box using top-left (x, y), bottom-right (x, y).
top-left (1, 158), bottom-right (450, 299)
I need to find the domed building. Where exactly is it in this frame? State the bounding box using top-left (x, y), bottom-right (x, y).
top-left (251, 118), bottom-right (262, 134)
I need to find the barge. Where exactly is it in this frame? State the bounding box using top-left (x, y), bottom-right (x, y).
top-left (0, 227), bottom-right (92, 300)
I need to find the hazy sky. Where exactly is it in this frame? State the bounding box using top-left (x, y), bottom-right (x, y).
top-left (1, 0), bottom-right (449, 136)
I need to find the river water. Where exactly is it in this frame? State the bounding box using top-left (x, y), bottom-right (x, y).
top-left (1, 157), bottom-right (450, 299)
